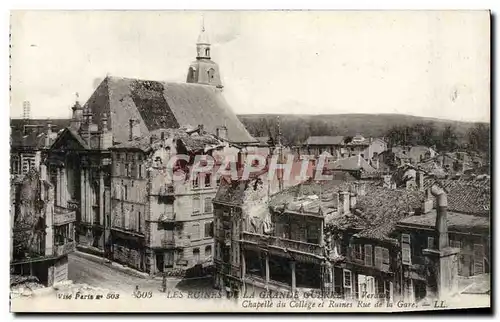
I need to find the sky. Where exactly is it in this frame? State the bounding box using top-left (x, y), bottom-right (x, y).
top-left (10, 10), bottom-right (490, 122)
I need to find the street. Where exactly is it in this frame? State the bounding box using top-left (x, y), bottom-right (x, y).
top-left (68, 252), bottom-right (215, 295)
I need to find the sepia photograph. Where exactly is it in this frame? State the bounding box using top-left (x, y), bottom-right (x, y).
top-left (8, 10), bottom-right (491, 313)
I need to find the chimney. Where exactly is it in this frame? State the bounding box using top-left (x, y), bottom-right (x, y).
top-left (216, 126), bottom-right (228, 140)
top-left (45, 121), bottom-right (52, 147)
top-left (128, 119), bottom-right (134, 141)
top-left (423, 184), bottom-right (459, 300)
top-left (23, 101), bottom-right (31, 120)
top-left (338, 191), bottom-right (350, 215)
top-left (422, 188), bottom-right (433, 214)
top-left (100, 113), bottom-right (112, 150)
top-left (416, 170), bottom-right (424, 191)
top-left (357, 154), bottom-right (361, 167)
top-left (161, 131), bottom-right (165, 140)
top-left (349, 192), bottom-right (357, 210)
top-left (376, 159), bottom-right (380, 170)
top-left (198, 124), bottom-right (204, 134)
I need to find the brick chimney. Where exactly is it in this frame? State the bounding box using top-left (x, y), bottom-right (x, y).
top-left (338, 190), bottom-right (350, 215)
top-left (45, 121), bottom-right (52, 147)
top-left (216, 126), bottom-right (228, 140)
top-left (423, 184), bottom-right (460, 300)
top-left (416, 170), bottom-right (424, 191)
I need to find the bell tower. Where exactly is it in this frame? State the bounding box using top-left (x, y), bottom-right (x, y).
top-left (186, 17), bottom-right (223, 89)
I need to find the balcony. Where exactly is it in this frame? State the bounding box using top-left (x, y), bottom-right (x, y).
top-left (54, 241), bottom-right (76, 257)
top-left (54, 207), bottom-right (77, 226)
top-left (158, 184), bottom-right (175, 197)
top-left (241, 232), bottom-right (323, 257)
top-left (161, 239), bottom-right (176, 248)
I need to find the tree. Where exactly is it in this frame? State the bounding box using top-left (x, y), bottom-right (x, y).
top-left (439, 125), bottom-right (459, 152)
top-left (466, 123), bottom-right (490, 157)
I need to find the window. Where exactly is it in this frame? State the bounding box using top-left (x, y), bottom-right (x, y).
top-left (450, 240), bottom-right (461, 249)
top-left (353, 244), bottom-right (363, 261)
top-left (193, 175), bottom-right (199, 188)
top-left (216, 176), bottom-right (221, 187)
top-left (205, 173), bottom-right (212, 187)
top-left (205, 221), bottom-right (213, 238)
top-left (427, 237), bottom-right (435, 249)
top-left (205, 245), bottom-right (212, 257)
top-left (401, 234), bottom-right (411, 265)
top-left (364, 245), bottom-right (373, 266)
top-left (138, 211), bottom-right (141, 233)
top-left (205, 48), bottom-right (210, 56)
top-left (193, 196), bottom-right (200, 214)
top-left (192, 223), bottom-right (200, 240)
top-left (124, 185), bottom-right (128, 201)
top-left (204, 197), bottom-right (213, 213)
top-left (382, 248), bottom-right (390, 266)
top-left (473, 244), bottom-right (485, 275)
top-left (343, 269), bottom-right (352, 298)
top-left (193, 248), bottom-right (200, 264)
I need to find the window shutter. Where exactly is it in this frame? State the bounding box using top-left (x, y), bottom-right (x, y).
top-left (401, 234), bottom-right (412, 265)
top-left (473, 244), bottom-right (485, 275)
top-left (427, 237), bottom-right (435, 249)
top-left (375, 247), bottom-right (383, 268)
top-left (364, 245), bottom-right (373, 266)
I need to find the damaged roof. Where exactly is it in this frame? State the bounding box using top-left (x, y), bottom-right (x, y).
top-left (424, 177), bottom-right (491, 215)
top-left (398, 210), bottom-right (490, 232)
top-left (327, 155), bottom-right (377, 173)
top-left (84, 76), bottom-right (256, 144)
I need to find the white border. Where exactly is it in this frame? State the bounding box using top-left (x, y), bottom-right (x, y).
top-left (1, 1), bottom-right (497, 321)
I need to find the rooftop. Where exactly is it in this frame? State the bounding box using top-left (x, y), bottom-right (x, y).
top-left (398, 209), bottom-right (489, 232)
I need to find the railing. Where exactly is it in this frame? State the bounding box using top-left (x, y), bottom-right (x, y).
top-left (54, 241), bottom-right (76, 257)
top-left (241, 232), bottom-right (323, 256)
top-left (54, 207), bottom-right (77, 226)
top-left (161, 239), bottom-right (176, 248)
top-left (158, 184), bottom-right (175, 196)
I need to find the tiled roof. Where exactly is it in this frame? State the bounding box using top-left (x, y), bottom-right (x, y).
top-left (398, 210), bottom-right (489, 232)
top-left (85, 76), bottom-right (256, 144)
top-left (423, 177), bottom-right (490, 215)
top-left (349, 184), bottom-right (425, 243)
top-left (304, 136), bottom-right (344, 146)
top-left (10, 118), bottom-right (68, 150)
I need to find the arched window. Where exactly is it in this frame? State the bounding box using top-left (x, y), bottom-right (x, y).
top-left (207, 68), bottom-right (215, 82)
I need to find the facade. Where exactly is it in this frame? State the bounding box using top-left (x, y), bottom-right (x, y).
top-left (10, 167), bottom-right (76, 286)
top-left (213, 170), bottom-right (485, 302)
top-left (42, 23), bottom-right (255, 261)
top-left (10, 118), bottom-right (69, 175)
top-left (301, 135), bottom-right (387, 161)
top-left (109, 127), bottom-right (239, 275)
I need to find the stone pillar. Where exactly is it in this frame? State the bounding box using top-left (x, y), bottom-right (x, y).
top-left (99, 169), bottom-right (105, 250)
top-left (56, 167), bottom-right (61, 206)
top-left (265, 252), bottom-right (270, 287)
top-left (241, 250), bottom-right (246, 294)
top-left (80, 168), bottom-right (85, 223)
top-left (99, 170), bottom-right (104, 226)
top-left (86, 169), bottom-right (92, 225)
top-left (290, 261), bottom-right (296, 292)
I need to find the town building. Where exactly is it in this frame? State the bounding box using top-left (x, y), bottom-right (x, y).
top-left (301, 135), bottom-right (387, 161)
top-left (108, 126), bottom-right (239, 275)
top-left (10, 117), bottom-right (69, 175)
top-left (10, 167), bottom-right (76, 286)
top-left (396, 176), bottom-right (491, 300)
top-left (212, 165), bottom-right (489, 302)
top-left (43, 22), bottom-right (256, 260)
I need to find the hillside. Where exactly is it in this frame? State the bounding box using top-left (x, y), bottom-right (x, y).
top-left (237, 113), bottom-right (489, 146)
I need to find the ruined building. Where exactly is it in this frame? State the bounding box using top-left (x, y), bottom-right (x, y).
top-left (43, 22), bottom-right (256, 258)
top-left (10, 167), bottom-right (76, 286)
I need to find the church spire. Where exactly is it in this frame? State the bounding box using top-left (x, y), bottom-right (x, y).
top-left (186, 15), bottom-right (223, 89)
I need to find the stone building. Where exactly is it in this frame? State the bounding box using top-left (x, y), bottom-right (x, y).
top-left (108, 127), bottom-right (239, 275)
top-left (10, 167), bottom-right (76, 286)
top-left (43, 22), bottom-right (255, 259)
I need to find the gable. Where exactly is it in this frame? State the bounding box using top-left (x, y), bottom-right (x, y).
top-left (50, 128), bottom-right (88, 152)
